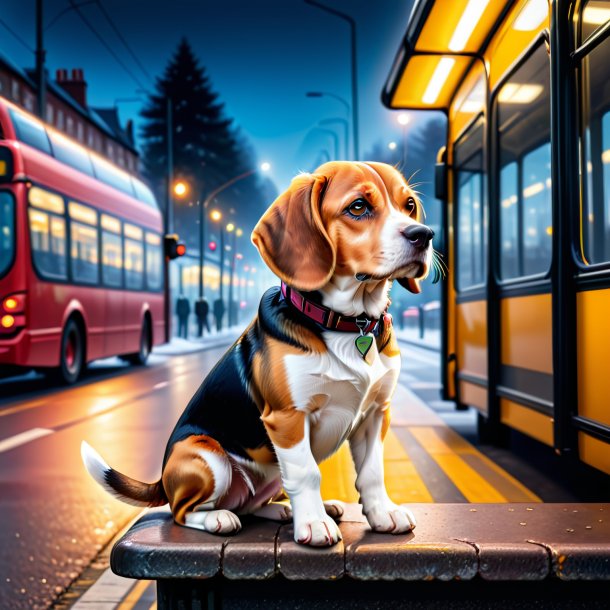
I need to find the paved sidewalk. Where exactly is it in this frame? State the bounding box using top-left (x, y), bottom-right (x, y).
top-left (153, 327), bottom-right (241, 356)
top-left (395, 327), bottom-right (440, 351)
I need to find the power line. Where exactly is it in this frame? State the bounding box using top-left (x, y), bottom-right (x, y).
top-left (0, 17), bottom-right (34, 53)
top-left (94, 0), bottom-right (153, 84)
top-left (67, 0), bottom-right (147, 91)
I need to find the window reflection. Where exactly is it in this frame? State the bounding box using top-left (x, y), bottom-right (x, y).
top-left (455, 115), bottom-right (487, 290)
top-left (497, 43), bottom-right (551, 280)
top-left (29, 208), bottom-right (67, 280)
top-left (0, 192), bottom-right (14, 277)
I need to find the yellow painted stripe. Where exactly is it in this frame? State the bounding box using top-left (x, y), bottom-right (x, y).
top-left (319, 443), bottom-right (358, 502)
top-left (409, 426), bottom-right (540, 503)
top-left (384, 429), bottom-right (433, 503)
top-left (117, 580), bottom-right (152, 610)
top-left (319, 429), bottom-right (433, 503)
top-left (150, 603), bottom-right (157, 610)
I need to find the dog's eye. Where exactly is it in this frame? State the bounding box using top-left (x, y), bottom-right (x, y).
top-left (405, 197), bottom-right (417, 215)
top-left (346, 199), bottom-right (370, 219)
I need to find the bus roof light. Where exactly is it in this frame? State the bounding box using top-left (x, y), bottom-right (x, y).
top-left (449, 0), bottom-right (490, 51)
top-left (423, 57), bottom-right (456, 104)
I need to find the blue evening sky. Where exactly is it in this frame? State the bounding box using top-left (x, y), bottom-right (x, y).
top-left (1, 0), bottom-right (421, 191)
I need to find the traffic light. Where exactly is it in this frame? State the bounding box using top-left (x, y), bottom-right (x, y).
top-left (164, 234), bottom-right (186, 260)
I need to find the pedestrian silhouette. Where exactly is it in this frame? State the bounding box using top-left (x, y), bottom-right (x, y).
top-left (176, 294), bottom-right (190, 339)
top-left (213, 297), bottom-right (226, 332)
top-left (195, 298), bottom-right (210, 337)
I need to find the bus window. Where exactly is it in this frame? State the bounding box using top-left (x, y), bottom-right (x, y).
top-left (69, 202), bottom-right (99, 284)
top-left (9, 108), bottom-right (52, 156)
top-left (48, 130), bottom-right (94, 177)
top-left (124, 223), bottom-right (144, 290)
top-left (28, 187), bottom-right (67, 280)
top-left (101, 214), bottom-right (123, 287)
top-left (454, 115), bottom-right (487, 290)
top-left (500, 162), bottom-right (519, 279)
top-left (579, 16), bottom-right (610, 264)
top-left (496, 43), bottom-right (551, 280)
top-left (145, 232), bottom-right (163, 291)
top-left (0, 192), bottom-right (15, 278)
top-left (133, 179), bottom-right (159, 209)
top-left (91, 155), bottom-right (136, 198)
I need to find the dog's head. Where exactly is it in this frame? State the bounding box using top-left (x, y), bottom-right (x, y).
top-left (251, 161), bottom-right (433, 294)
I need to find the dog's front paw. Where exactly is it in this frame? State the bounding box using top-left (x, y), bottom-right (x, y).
top-left (365, 504), bottom-right (416, 534)
top-left (184, 509), bottom-right (242, 534)
top-left (294, 515), bottom-right (342, 546)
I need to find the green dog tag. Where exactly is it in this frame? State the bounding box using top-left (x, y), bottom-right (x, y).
top-left (355, 335), bottom-right (374, 361)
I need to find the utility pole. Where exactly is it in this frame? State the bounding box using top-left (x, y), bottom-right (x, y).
top-left (305, 0), bottom-right (359, 160)
top-left (163, 97), bottom-right (173, 342)
top-left (35, 0), bottom-right (46, 119)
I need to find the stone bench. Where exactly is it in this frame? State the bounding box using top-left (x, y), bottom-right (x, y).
top-left (111, 503), bottom-right (610, 609)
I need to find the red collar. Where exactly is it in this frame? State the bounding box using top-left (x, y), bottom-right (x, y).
top-left (280, 282), bottom-right (389, 334)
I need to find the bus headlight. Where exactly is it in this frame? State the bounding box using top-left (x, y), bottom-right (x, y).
top-left (1, 314), bottom-right (15, 328)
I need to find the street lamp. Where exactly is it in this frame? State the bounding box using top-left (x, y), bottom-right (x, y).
top-left (388, 141), bottom-right (397, 150)
top-left (199, 163), bottom-right (270, 329)
top-left (306, 92), bottom-right (352, 159)
top-left (227, 224), bottom-right (242, 326)
top-left (173, 181), bottom-right (188, 197)
top-left (304, 0), bottom-right (360, 160)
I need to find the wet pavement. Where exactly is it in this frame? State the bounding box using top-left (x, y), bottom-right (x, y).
top-left (0, 339), bottom-right (236, 610)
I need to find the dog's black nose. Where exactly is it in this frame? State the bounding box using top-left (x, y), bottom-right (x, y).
top-left (402, 225), bottom-right (434, 249)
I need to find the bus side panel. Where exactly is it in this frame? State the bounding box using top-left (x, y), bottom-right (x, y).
top-left (456, 300), bottom-right (487, 410)
top-left (500, 398), bottom-right (554, 446)
top-left (104, 287), bottom-right (125, 356)
top-left (576, 289), bottom-right (610, 473)
top-left (123, 291), bottom-right (147, 354)
top-left (150, 296), bottom-right (164, 347)
top-left (500, 294), bottom-right (553, 374)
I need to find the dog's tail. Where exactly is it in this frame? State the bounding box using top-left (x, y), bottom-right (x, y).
top-left (81, 441), bottom-right (167, 507)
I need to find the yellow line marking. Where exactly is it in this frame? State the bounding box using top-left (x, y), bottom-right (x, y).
top-left (409, 426), bottom-right (540, 503)
top-left (149, 603), bottom-right (157, 610)
top-left (319, 429), bottom-right (433, 504)
top-left (384, 429), bottom-right (433, 503)
top-left (117, 580), bottom-right (151, 610)
top-left (320, 443), bottom-right (358, 502)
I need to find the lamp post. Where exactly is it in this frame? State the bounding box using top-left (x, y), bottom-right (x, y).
top-left (306, 92), bottom-right (352, 159)
top-left (319, 117), bottom-right (349, 159)
top-left (228, 228), bottom-right (243, 326)
top-left (304, 0), bottom-right (360, 160)
top-left (199, 164), bottom-right (271, 325)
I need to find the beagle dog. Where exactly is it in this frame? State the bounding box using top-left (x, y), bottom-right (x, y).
top-left (82, 161), bottom-right (434, 547)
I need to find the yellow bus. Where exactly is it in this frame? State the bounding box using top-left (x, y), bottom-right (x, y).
top-left (383, 0), bottom-right (610, 475)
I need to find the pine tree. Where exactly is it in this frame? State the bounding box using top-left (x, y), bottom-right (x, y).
top-left (140, 38), bottom-right (273, 249)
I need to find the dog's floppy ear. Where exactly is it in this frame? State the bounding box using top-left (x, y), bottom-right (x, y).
top-left (251, 173), bottom-right (336, 291)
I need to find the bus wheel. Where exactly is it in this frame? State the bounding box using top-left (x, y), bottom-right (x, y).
top-left (127, 319), bottom-right (151, 366)
top-left (57, 318), bottom-right (85, 384)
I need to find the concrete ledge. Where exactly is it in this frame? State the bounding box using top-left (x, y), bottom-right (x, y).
top-left (111, 504), bottom-right (610, 582)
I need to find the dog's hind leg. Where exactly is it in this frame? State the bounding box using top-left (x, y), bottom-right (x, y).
top-left (162, 435), bottom-right (241, 535)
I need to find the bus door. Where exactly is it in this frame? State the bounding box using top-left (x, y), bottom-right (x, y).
top-left (452, 114), bottom-right (488, 413)
top-left (493, 41), bottom-right (555, 446)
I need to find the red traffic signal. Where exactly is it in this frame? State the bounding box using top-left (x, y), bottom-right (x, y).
top-left (164, 234), bottom-right (186, 260)
top-left (208, 241), bottom-right (217, 252)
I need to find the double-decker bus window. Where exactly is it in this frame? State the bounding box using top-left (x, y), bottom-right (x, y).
top-left (145, 232), bottom-right (163, 290)
top-left (454, 115), bottom-right (487, 290)
top-left (124, 223), bottom-right (144, 290)
top-left (48, 131), bottom-right (94, 177)
top-left (101, 214), bottom-right (122, 287)
top-left (91, 155), bottom-right (136, 198)
top-left (579, 10), bottom-right (610, 265)
top-left (69, 202), bottom-right (99, 284)
top-left (133, 179), bottom-right (158, 209)
top-left (496, 43), bottom-right (551, 280)
top-left (28, 187), bottom-right (67, 280)
top-left (0, 192), bottom-right (15, 278)
top-left (9, 109), bottom-right (52, 156)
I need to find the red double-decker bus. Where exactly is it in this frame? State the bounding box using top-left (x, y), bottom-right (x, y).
top-left (0, 97), bottom-right (165, 383)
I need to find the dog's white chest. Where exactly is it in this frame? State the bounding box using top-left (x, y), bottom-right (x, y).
top-left (283, 331), bottom-right (400, 462)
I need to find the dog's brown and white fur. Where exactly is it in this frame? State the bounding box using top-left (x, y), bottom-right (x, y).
top-left (82, 161), bottom-right (433, 546)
